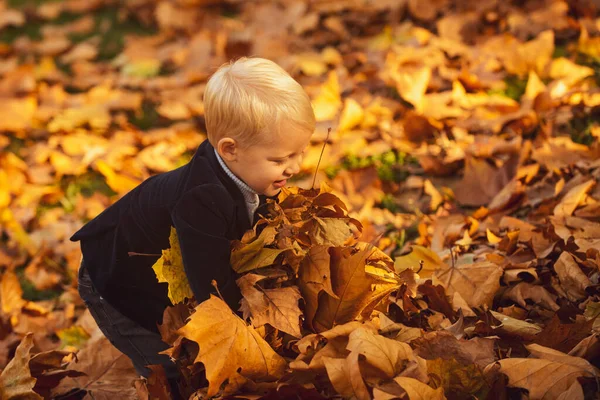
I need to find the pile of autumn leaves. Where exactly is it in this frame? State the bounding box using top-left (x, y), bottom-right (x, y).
top-left (152, 183), bottom-right (407, 398)
top-left (144, 179), bottom-right (600, 399)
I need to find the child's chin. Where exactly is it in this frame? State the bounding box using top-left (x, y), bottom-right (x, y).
top-left (263, 186), bottom-right (281, 197)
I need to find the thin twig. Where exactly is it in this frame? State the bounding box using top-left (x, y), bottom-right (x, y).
top-left (128, 252), bottom-right (161, 257)
top-left (312, 127), bottom-right (331, 188)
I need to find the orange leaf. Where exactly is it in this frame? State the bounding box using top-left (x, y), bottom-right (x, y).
top-left (177, 295), bottom-right (286, 397)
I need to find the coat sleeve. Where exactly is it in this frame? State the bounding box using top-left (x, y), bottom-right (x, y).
top-left (171, 184), bottom-right (241, 311)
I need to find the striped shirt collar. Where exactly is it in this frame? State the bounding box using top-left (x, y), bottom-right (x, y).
top-left (214, 149), bottom-right (260, 223)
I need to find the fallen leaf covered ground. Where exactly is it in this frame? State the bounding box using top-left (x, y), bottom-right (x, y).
top-left (0, 0), bottom-right (599, 399)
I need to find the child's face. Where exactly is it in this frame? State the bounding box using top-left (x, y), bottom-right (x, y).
top-left (219, 125), bottom-right (313, 197)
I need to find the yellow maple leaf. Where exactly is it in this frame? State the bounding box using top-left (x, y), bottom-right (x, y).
top-left (231, 226), bottom-right (287, 273)
top-left (394, 245), bottom-right (445, 279)
top-left (549, 58), bottom-right (594, 89)
top-left (0, 208), bottom-right (36, 255)
top-left (338, 98), bottom-right (364, 132)
top-left (49, 150), bottom-right (87, 178)
top-left (578, 26), bottom-right (600, 60)
top-left (295, 52), bottom-right (328, 77)
top-left (95, 160), bottom-right (140, 194)
top-left (312, 71), bottom-right (342, 122)
top-left (152, 227), bottom-right (193, 304)
top-left (392, 66), bottom-right (431, 112)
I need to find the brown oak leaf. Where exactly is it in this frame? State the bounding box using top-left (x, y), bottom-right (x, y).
top-left (237, 273), bottom-right (303, 338)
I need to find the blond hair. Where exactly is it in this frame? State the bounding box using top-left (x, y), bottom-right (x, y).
top-left (204, 57), bottom-right (315, 148)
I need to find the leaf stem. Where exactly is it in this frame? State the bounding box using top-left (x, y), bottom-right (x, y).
top-left (311, 127), bottom-right (331, 189)
top-left (211, 279), bottom-right (225, 303)
top-left (128, 252), bottom-right (161, 257)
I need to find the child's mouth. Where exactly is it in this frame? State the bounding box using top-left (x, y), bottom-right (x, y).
top-left (273, 179), bottom-right (287, 188)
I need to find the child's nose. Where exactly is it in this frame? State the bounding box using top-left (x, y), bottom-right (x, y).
top-left (286, 160), bottom-right (301, 176)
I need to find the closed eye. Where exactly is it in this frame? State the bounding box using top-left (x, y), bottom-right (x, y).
top-left (270, 149), bottom-right (306, 165)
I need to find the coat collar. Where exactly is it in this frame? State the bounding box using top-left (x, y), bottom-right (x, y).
top-left (205, 141), bottom-right (253, 236)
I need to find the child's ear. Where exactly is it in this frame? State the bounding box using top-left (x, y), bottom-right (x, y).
top-left (217, 137), bottom-right (238, 161)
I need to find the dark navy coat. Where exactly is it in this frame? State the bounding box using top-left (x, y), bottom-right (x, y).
top-left (71, 139), bottom-right (268, 332)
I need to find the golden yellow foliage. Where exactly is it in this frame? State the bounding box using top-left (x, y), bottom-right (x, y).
top-left (152, 227), bottom-right (193, 305)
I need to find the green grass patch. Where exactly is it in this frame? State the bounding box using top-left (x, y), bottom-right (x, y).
top-left (326, 150), bottom-right (417, 182)
top-left (324, 165), bottom-right (341, 179)
top-left (221, 4), bottom-right (241, 19)
top-left (391, 223), bottom-right (420, 255)
top-left (57, 325), bottom-right (90, 349)
top-left (376, 164), bottom-right (410, 183)
top-left (5, 136), bottom-right (26, 156)
top-left (129, 101), bottom-right (162, 130)
top-left (379, 193), bottom-right (398, 213)
top-left (487, 75), bottom-right (528, 101)
top-left (0, 20), bottom-right (44, 43)
top-left (0, 10), bottom-right (81, 44)
top-left (568, 113), bottom-right (596, 146)
top-left (576, 53), bottom-right (600, 87)
top-left (8, 0), bottom-right (62, 8)
top-left (174, 151), bottom-right (195, 169)
top-left (85, 7), bottom-right (157, 61)
top-left (56, 171), bottom-right (116, 213)
top-left (15, 266), bottom-right (63, 301)
top-left (1, 4), bottom-right (157, 62)
top-left (64, 7), bottom-right (158, 61)
top-left (64, 171), bottom-right (115, 198)
top-left (552, 44), bottom-right (569, 59)
top-left (36, 171), bottom-right (114, 219)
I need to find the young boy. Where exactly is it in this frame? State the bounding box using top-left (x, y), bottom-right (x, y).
top-left (73, 57), bottom-right (316, 384)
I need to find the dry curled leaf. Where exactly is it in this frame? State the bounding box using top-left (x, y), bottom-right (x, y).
top-left (323, 351), bottom-right (370, 400)
top-left (346, 327), bottom-right (428, 381)
top-left (0, 333), bottom-right (43, 400)
top-left (237, 273), bottom-right (303, 338)
top-left (311, 247), bottom-right (400, 332)
top-left (433, 261), bottom-right (503, 309)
